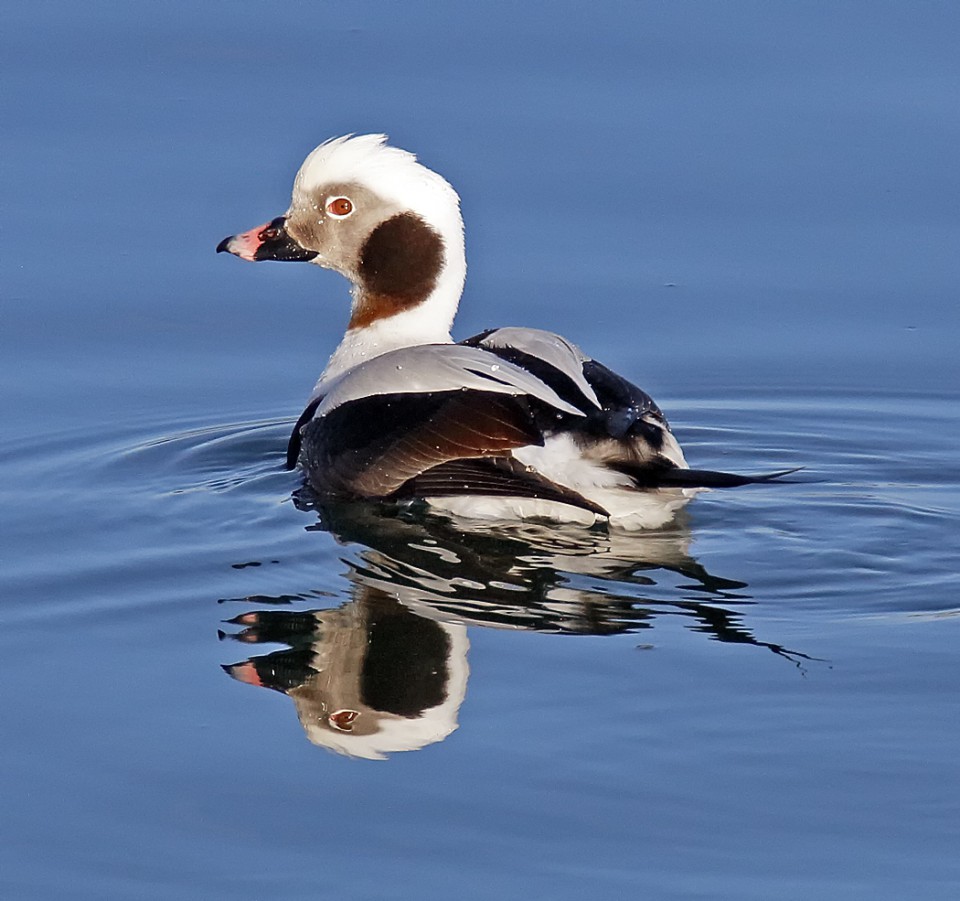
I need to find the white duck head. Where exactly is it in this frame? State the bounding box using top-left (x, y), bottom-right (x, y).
top-left (218, 135), bottom-right (467, 380)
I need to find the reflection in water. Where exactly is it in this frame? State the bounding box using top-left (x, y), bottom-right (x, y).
top-left (223, 589), bottom-right (469, 760)
top-left (221, 498), bottom-right (812, 759)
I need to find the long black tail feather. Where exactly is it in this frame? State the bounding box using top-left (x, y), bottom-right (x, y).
top-left (640, 467), bottom-right (804, 489)
top-left (656, 466), bottom-right (803, 488)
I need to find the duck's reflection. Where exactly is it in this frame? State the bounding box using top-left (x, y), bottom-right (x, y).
top-left (223, 589), bottom-right (469, 760)
top-left (221, 500), bottom-right (811, 759)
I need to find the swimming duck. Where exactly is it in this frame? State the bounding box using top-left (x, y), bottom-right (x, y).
top-left (218, 134), bottom-right (789, 529)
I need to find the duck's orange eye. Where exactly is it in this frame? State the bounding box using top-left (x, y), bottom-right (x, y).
top-left (326, 197), bottom-right (353, 218)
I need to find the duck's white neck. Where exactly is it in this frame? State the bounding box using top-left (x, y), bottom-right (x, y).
top-left (315, 237), bottom-right (467, 391)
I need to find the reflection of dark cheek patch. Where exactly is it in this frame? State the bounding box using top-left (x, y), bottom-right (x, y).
top-left (360, 610), bottom-right (451, 717)
top-left (356, 213), bottom-right (444, 324)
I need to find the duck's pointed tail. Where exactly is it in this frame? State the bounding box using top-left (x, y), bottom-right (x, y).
top-left (645, 467), bottom-right (804, 489)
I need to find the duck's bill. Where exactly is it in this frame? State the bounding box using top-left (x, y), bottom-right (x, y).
top-left (216, 216), bottom-right (318, 262)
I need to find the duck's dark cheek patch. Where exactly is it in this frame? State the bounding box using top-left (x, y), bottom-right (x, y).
top-left (358, 212), bottom-right (444, 306)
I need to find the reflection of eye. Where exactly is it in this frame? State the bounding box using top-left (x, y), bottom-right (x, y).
top-left (329, 709), bottom-right (359, 732)
top-left (326, 197), bottom-right (354, 218)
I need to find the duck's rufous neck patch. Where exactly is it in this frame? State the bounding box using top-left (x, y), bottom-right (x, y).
top-left (351, 212), bottom-right (445, 329)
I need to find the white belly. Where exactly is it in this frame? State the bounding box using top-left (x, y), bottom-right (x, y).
top-left (425, 434), bottom-right (696, 530)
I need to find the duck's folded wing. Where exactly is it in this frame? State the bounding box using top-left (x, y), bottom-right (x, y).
top-left (287, 342), bottom-right (591, 471)
top-left (300, 390), bottom-right (549, 498)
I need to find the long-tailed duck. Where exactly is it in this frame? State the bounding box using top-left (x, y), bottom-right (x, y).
top-left (218, 134), bottom-right (791, 529)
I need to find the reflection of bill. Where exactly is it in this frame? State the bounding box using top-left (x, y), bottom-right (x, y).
top-left (224, 590), bottom-right (468, 760)
top-left (222, 501), bottom-right (814, 758)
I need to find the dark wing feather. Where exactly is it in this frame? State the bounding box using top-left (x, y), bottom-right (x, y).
top-left (286, 396), bottom-right (323, 470)
top-left (299, 391), bottom-right (546, 498)
top-left (395, 457), bottom-right (610, 516)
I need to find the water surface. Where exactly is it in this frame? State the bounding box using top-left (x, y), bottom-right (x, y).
top-left (2, 3), bottom-right (959, 899)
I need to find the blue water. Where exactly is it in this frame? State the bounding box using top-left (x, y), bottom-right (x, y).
top-left (3, 3), bottom-right (959, 899)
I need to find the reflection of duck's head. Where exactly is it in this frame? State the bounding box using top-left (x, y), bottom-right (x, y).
top-left (224, 589), bottom-right (469, 760)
